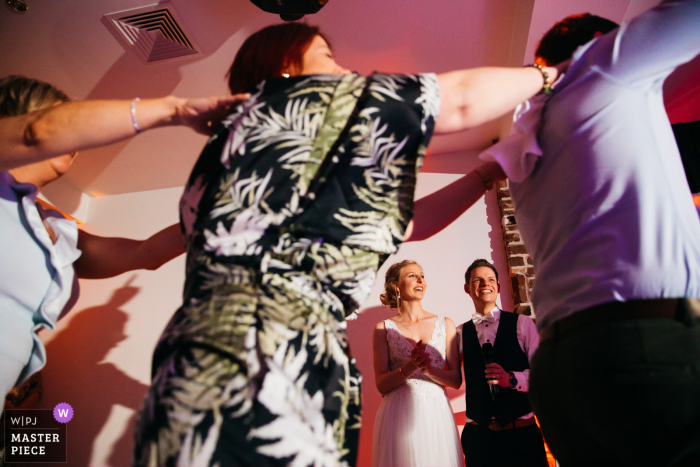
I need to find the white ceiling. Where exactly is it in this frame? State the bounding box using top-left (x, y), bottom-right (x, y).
top-left (3, 0), bottom-right (689, 203)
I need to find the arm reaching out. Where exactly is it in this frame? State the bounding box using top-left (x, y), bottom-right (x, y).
top-left (435, 65), bottom-right (561, 134)
top-left (0, 94), bottom-right (250, 172)
top-left (74, 223), bottom-right (185, 279)
top-left (406, 162), bottom-right (506, 242)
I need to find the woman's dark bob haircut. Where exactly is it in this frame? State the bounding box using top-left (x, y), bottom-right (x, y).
top-left (227, 23), bottom-right (331, 94)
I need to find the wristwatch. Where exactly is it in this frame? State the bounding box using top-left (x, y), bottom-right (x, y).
top-left (508, 371), bottom-right (518, 389)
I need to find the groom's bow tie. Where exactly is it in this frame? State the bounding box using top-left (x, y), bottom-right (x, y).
top-left (472, 312), bottom-right (495, 325)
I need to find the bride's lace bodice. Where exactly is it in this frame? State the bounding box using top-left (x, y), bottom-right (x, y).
top-left (384, 317), bottom-right (448, 398)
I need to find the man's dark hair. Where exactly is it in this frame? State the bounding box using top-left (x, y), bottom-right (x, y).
top-left (535, 13), bottom-right (619, 66)
top-left (465, 259), bottom-right (499, 284)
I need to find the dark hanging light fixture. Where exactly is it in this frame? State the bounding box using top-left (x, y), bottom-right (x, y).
top-left (6, 0), bottom-right (28, 13)
top-left (249, 0), bottom-right (329, 21)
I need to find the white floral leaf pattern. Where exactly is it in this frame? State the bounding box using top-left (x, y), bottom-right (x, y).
top-left (136, 72), bottom-right (439, 467)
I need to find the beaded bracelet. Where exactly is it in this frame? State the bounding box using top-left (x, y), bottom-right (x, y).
top-left (130, 97), bottom-right (142, 133)
top-left (525, 63), bottom-right (552, 94)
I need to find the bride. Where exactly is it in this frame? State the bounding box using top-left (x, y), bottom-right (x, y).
top-left (372, 260), bottom-right (464, 467)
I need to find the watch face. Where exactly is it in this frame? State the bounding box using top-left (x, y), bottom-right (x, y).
top-left (510, 376), bottom-right (518, 388)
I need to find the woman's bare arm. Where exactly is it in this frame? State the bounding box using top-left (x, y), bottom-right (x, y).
top-left (373, 322), bottom-right (427, 395)
top-left (406, 162), bottom-right (506, 242)
top-left (435, 65), bottom-right (560, 134)
top-left (74, 223), bottom-right (185, 279)
top-left (0, 94), bottom-right (249, 172)
top-left (422, 318), bottom-right (462, 388)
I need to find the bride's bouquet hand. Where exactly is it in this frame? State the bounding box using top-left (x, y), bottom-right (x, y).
top-left (410, 340), bottom-right (431, 370)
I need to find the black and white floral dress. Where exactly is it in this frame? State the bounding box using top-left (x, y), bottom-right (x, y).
top-left (134, 73), bottom-right (440, 467)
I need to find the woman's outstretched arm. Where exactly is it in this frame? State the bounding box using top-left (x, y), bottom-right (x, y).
top-left (74, 223), bottom-right (185, 279)
top-left (435, 64), bottom-right (562, 134)
top-left (0, 94), bottom-right (249, 172)
top-left (405, 64), bottom-right (564, 240)
top-left (406, 161), bottom-right (506, 242)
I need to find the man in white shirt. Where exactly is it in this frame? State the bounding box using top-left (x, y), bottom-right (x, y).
top-left (481, 2), bottom-right (700, 465)
top-left (458, 259), bottom-right (547, 467)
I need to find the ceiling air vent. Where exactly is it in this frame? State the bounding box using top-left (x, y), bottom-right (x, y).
top-left (103, 3), bottom-right (200, 64)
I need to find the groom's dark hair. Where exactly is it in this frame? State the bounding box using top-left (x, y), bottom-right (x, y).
top-left (465, 259), bottom-right (499, 284)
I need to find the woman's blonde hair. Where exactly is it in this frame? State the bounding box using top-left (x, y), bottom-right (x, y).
top-left (0, 75), bottom-right (70, 118)
top-left (379, 260), bottom-right (419, 309)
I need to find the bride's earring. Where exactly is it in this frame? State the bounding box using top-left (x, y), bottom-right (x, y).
top-left (396, 289), bottom-right (401, 308)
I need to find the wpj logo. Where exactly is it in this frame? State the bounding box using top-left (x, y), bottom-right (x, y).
top-left (4, 403), bottom-right (72, 463)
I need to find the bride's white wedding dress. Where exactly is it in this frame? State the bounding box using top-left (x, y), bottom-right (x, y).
top-left (372, 316), bottom-right (464, 467)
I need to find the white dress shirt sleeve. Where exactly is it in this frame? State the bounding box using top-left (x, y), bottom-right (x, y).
top-left (511, 314), bottom-right (540, 392)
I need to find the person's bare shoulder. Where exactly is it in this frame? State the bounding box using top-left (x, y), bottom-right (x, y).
top-left (421, 311), bottom-right (439, 322)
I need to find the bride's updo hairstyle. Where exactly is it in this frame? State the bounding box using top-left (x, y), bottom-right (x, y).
top-left (227, 23), bottom-right (331, 94)
top-left (380, 260), bottom-right (419, 309)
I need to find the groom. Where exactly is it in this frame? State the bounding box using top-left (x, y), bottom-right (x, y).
top-left (459, 259), bottom-right (547, 467)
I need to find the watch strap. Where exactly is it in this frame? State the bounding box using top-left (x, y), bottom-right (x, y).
top-left (508, 371), bottom-right (518, 389)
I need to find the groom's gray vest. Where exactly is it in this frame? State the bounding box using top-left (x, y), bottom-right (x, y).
top-left (462, 311), bottom-right (532, 427)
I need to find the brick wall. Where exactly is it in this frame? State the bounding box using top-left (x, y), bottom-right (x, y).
top-left (496, 180), bottom-right (535, 317)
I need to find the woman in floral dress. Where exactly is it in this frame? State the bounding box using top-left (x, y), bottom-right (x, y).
top-left (134, 22), bottom-right (562, 467)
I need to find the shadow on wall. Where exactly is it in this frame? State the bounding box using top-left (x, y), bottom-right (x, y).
top-left (30, 277), bottom-right (149, 467)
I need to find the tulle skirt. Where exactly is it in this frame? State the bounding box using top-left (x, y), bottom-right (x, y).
top-left (372, 378), bottom-right (464, 467)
